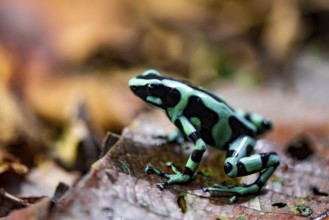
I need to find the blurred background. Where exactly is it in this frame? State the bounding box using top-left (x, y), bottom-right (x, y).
top-left (0, 0), bottom-right (328, 198)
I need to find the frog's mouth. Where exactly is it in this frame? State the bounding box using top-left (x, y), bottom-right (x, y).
top-left (130, 85), bottom-right (162, 106)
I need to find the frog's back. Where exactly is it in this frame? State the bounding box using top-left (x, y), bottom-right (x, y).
top-left (183, 89), bottom-right (255, 149)
top-left (129, 70), bottom-right (259, 149)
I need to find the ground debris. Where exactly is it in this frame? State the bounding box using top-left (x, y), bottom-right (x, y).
top-left (4, 113), bottom-right (325, 219)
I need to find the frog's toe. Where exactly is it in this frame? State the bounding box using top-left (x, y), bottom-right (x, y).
top-left (202, 186), bottom-right (239, 203)
top-left (145, 163), bottom-right (192, 187)
top-left (202, 185), bottom-right (236, 194)
top-left (156, 182), bottom-right (167, 190)
top-left (229, 195), bottom-right (238, 203)
top-left (202, 187), bottom-right (210, 192)
top-left (165, 161), bottom-right (183, 175)
top-left (145, 164), bottom-right (168, 177)
top-left (145, 164), bottom-right (155, 174)
top-left (212, 183), bottom-right (226, 188)
top-left (165, 161), bottom-right (174, 167)
top-left (202, 186), bottom-right (224, 193)
top-left (212, 183), bottom-right (234, 189)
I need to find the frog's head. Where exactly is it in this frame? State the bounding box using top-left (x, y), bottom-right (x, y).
top-left (129, 70), bottom-right (181, 109)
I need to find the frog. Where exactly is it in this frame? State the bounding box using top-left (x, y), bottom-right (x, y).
top-left (128, 69), bottom-right (280, 202)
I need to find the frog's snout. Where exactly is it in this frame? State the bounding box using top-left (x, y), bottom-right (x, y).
top-left (128, 79), bottom-right (147, 100)
top-left (128, 77), bottom-right (139, 94)
top-left (130, 85), bottom-right (143, 99)
top-left (129, 85), bottom-right (137, 93)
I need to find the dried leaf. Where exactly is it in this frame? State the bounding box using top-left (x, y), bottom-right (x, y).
top-left (1, 197), bottom-right (50, 219)
top-left (0, 150), bottom-right (28, 175)
top-left (20, 161), bottom-right (79, 198)
top-left (14, 112), bottom-right (325, 219)
top-left (262, 0), bottom-right (301, 59)
top-left (54, 99), bottom-right (101, 171)
top-left (0, 190), bottom-right (28, 217)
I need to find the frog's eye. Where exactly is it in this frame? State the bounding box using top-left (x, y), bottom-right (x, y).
top-left (146, 84), bottom-right (163, 96)
top-left (147, 83), bottom-right (160, 91)
top-left (142, 69), bottom-right (161, 76)
top-left (146, 84), bottom-right (155, 92)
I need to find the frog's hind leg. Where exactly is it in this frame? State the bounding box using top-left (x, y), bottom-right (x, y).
top-left (203, 136), bottom-right (279, 202)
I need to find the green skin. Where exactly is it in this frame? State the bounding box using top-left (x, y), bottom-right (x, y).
top-left (129, 70), bottom-right (280, 202)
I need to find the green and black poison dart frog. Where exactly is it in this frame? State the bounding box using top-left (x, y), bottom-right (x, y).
top-left (128, 70), bottom-right (280, 202)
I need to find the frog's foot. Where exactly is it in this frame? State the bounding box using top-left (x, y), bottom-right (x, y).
top-left (204, 165), bottom-right (279, 202)
top-left (202, 183), bottom-right (261, 203)
top-left (145, 162), bottom-right (192, 190)
top-left (202, 183), bottom-right (260, 194)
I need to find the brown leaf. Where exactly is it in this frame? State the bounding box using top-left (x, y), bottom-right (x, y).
top-left (1, 197), bottom-right (50, 219)
top-left (11, 112), bottom-right (324, 219)
top-left (262, 0), bottom-right (301, 59)
top-left (21, 161), bottom-right (79, 198)
top-left (0, 189), bottom-right (28, 217)
top-left (0, 150), bottom-right (28, 175)
top-left (54, 99), bottom-right (101, 171)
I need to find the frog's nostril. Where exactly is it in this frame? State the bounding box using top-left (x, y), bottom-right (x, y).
top-left (130, 85), bottom-right (137, 91)
top-left (129, 86), bottom-right (139, 95)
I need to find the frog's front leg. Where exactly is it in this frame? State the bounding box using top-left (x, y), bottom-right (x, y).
top-left (203, 136), bottom-right (279, 202)
top-left (153, 129), bottom-right (188, 150)
top-left (146, 116), bottom-right (206, 190)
